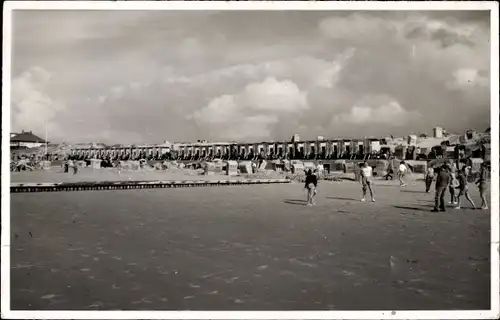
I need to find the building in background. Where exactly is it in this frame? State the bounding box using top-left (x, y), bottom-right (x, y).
top-left (10, 130), bottom-right (46, 149)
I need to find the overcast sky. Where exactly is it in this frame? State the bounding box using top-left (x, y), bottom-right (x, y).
top-left (10, 10), bottom-right (490, 144)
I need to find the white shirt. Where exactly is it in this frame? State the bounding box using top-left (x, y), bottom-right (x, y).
top-left (361, 166), bottom-right (373, 178)
top-left (399, 164), bottom-right (407, 173)
top-left (317, 164), bottom-right (324, 172)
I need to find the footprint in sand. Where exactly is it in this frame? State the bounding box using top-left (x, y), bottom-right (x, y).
top-left (206, 290), bottom-right (219, 295)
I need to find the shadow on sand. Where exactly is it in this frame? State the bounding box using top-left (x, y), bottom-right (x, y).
top-left (400, 190), bottom-right (426, 194)
top-left (326, 196), bottom-right (359, 201)
top-left (392, 205), bottom-right (428, 211)
top-left (284, 199), bottom-right (307, 206)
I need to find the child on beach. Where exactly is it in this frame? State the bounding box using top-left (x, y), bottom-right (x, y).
top-left (448, 161), bottom-right (458, 205)
top-left (425, 165), bottom-right (435, 193)
top-left (455, 167), bottom-right (476, 210)
top-left (398, 161), bottom-right (407, 187)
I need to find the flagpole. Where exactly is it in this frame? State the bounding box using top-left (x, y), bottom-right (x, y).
top-left (45, 118), bottom-right (48, 159)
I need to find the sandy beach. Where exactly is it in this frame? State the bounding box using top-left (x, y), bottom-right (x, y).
top-left (11, 180), bottom-right (490, 310)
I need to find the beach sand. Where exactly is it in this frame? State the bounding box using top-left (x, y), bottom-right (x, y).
top-left (10, 180), bottom-right (490, 310)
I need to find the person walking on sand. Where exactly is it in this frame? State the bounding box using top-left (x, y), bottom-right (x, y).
top-left (304, 169), bottom-right (318, 206)
top-left (432, 164), bottom-right (451, 212)
top-left (72, 160), bottom-right (78, 175)
top-left (383, 160), bottom-right (394, 180)
top-left (475, 162), bottom-right (489, 210)
top-left (448, 161), bottom-right (459, 205)
top-left (316, 161), bottom-right (324, 177)
top-left (398, 161), bottom-right (408, 187)
top-left (454, 166), bottom-right (476, 210)
top-left (425, 164), bottom-right (435, 193)
top-left (360, 162), bottom-right (375, 202)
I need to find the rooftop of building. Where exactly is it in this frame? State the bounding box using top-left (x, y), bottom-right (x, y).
top-left (10, 130), bottom-right (46, 143)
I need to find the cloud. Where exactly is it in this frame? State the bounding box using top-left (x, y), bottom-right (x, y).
top-left (448, 68), bottom-right (489, 88)
top-left (10, 11), bottom-right (490, 143)
top-left (190, 77), bottom-right (308, 141)
top-left (320, 12), bottom-right (488, 49)
top-left (160, 50), bottom-right (355, 91)
top-left (243, 77), bottom-right (309, 112)
top-left (332, 97), bottom-right (420, 127)
top-left (11, 66), bottom-right (65, 138)
top-left (319, 13), bottom-right (400, 43)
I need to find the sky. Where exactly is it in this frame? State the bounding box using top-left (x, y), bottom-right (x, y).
top-left (10, 10), bottom-right (491, 144)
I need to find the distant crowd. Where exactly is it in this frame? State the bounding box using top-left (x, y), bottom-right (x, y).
top-left (302, 158), bottom-right (490, 211)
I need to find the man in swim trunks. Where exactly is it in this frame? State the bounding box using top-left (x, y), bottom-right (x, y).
top-left (360, 161), bottom-right (375, 202)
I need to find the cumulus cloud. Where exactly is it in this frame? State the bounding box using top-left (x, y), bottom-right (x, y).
top-left (160, 49), bottom-right (355, 91)
top-left (447, 68), bottom-right (489, 89)
top-left (319, 13), bottom-right (401, 43)
top-left (11, 66), bottom-right (65, 138)
top-left (243, 78), bottom-right (309, 112)
top-left (320, 12), bottom-right (488, 50)
top-left (190, 77), bottom-right (308, 141)
top-left (332, 96), bottom-right (420, 126)
top-left (10, 10), bottom-right (490, 143)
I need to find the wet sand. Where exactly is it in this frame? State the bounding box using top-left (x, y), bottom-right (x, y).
top-left (10, 181), bottom-right (490, 310)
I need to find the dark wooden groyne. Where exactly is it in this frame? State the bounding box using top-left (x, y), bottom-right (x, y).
top-left (10, 179), bottom-right (291, 193)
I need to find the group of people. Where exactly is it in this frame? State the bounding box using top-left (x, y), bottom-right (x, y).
top-left (429, 161), bottom-right (489, 212)
top-left (302, 160), bottom-right (489, 211)
top-left (62, 159), bottom-right (79, 174)
top-left (303, 161), bottom-right (378, 206)
top-left (382, 160), bottom-right (409, 186)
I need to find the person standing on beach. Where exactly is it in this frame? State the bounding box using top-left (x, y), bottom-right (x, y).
top-left (455, 166), bottom-right (476, 210)
top-left (432, 164), bottom-right (451, 212)
top-left (72, 160), bottom-right (78, 175)
top-left (63, 159), bottom-right (69, 173)
top-left (398, 161), bottom-right (407, 187)
top-left (425, 165), bottom-right (435, 193)
top-left (475, 162), bottom-right (489, 210)
top-left (360, 162), bottom-right (375, 202)
top-left (304, 169), bottom-right (318, 206)
top-left (317, 161), bottom-right (324, 177)
top-left (67, 159), bottom-right (73, 174)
